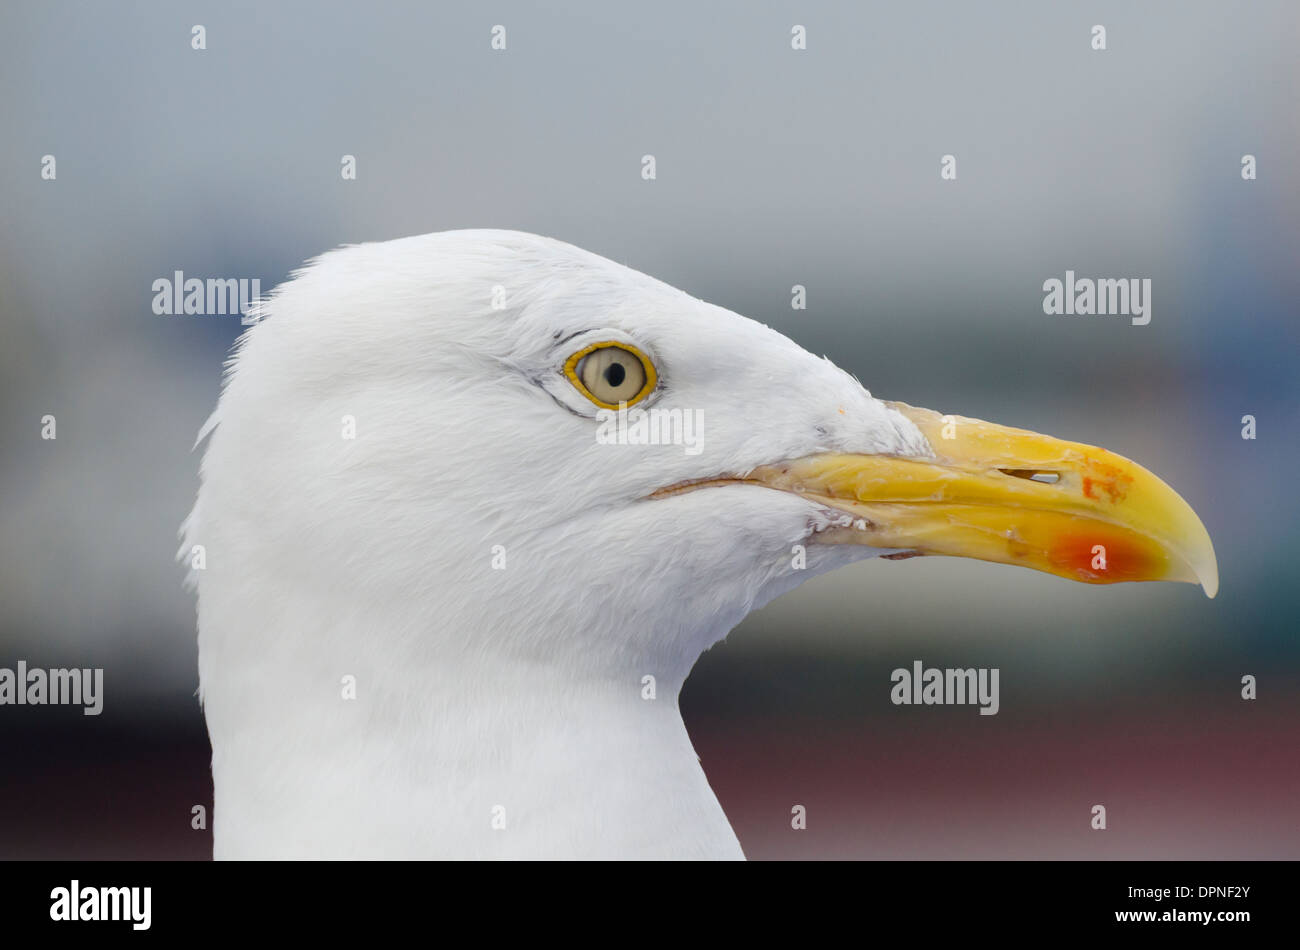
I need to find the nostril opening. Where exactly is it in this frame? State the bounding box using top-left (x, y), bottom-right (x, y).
top-left (999, 468), bottom-right (1060, 485)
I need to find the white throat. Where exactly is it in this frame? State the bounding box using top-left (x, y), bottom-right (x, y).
top-left (201, 576), bottom-right (746, 860)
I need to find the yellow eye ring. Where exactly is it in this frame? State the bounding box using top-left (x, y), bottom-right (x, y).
top-left (563, 341), bottom-right (658, 409)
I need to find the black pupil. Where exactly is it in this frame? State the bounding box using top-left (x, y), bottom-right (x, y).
top-left (604, 361), bottom-right (626, 387)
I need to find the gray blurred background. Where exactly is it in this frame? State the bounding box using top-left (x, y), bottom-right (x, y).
top-left (0, 0), bottom-right (1296, 858)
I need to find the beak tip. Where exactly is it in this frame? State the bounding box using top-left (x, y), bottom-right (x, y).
top-left (1188, 524), bottom-right (1219, 599)
top-left (1188, 539), bottom-right (1218, 598)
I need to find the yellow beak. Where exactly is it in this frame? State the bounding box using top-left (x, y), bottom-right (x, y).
top-left (747, 401), bottom-right (1218, 597)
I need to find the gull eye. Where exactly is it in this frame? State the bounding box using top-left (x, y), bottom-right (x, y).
top-left (564, 342), bottom-right (657, 408)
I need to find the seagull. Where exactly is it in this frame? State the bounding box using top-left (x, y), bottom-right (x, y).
top-left (184, 229), bottom-right (1217, 859)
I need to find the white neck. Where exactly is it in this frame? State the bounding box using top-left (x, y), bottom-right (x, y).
top-left (201, 590), bottom-right (745, 859)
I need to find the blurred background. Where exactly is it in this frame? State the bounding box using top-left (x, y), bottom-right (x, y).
top-left (0, 0), bottom-right (1296, 858)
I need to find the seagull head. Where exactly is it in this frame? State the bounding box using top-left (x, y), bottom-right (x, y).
top-left (188, 229), bottom-right (1216, 857)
